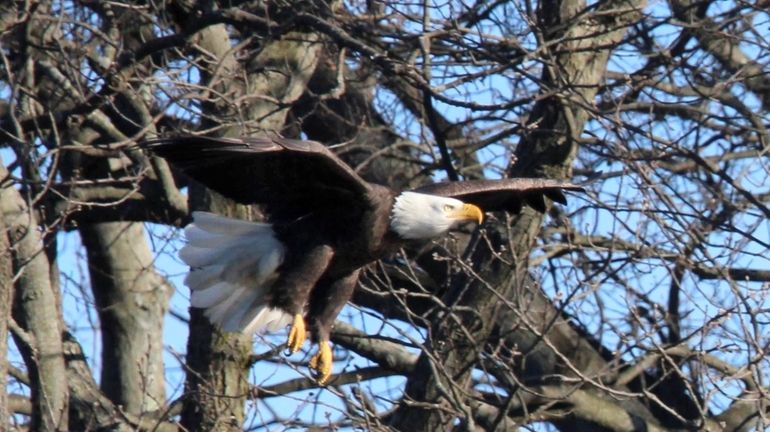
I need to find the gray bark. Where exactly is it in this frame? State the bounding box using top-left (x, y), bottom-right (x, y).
top-left (2, 164), bottom-right (68, 431)
top-left (80, 222), bottom-right (170, 414)
top-left (0, 203), bottom-right (12, 426)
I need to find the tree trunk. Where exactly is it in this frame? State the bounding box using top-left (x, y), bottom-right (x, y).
top-left (80, 222), bottom-right (170, 414)
top-left (2, 164), bottom-right (68, 431)
top-left (175, 2), bottom-right (325, 429)
top-left (0, 206), bottom-right (13, 426)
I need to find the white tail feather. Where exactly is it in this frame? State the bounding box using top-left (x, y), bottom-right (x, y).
top-left (181, 212), bottom-right (291, 334)
top-left (189, 280), bottom-right (234, 309)
top-left (206, 284), bottom-right (250, 329)
top-left (184, 265), bottom-right (226, 298)
top-left (190, 211), bottom-right (268, 234)
top-left (242, 306), bottom-right (293, 335)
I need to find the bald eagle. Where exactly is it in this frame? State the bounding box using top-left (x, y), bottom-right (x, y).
top-left (146, 136), bottom-right (583, 383)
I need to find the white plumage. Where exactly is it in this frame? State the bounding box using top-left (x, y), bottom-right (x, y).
top-left (180, 211), bottom-right (292, 334)
top-left (390, 192), bottom-right (469, 239)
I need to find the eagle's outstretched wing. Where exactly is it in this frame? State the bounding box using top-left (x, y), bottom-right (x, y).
top-left (144, 136), bottom-right (372, 218)
top-left (412, 178), bottom-right (585, 213)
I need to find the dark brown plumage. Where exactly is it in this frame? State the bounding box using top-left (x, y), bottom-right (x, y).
top-left (144, 135), bottom-right (584, 383)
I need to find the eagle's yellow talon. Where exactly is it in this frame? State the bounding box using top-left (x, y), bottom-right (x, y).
top-left (286, 314), bottom-right (306, 354)
top-left (309, 341), bottom-right (333, 384)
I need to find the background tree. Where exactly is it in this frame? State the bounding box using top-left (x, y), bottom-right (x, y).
top-left (1, 0), bottom-right (769, 431)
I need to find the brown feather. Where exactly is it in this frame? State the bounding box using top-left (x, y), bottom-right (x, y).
top-left (412, 178), bottom-right (584, 213)
top-left (144, 136), bottom-right (371, 219)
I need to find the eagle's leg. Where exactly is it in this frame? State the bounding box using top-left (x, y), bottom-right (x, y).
top-left (286, 314), bottom-right (305, 354)
top-left (309, 341), bottom-right (333, 384)
top-left (307, 269), bottom-right (361, 384)
top-left (271, 244), bottom-right (334, 354)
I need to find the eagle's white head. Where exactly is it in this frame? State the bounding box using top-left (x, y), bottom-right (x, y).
top-left (390, 192), bottom-right (484, 240)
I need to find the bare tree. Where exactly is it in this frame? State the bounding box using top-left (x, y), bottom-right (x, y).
top-left (1, 0), bottom-right (769, 431)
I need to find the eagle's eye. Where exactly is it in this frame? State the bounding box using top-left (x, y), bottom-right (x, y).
top-left (443, 204), bottom-right (454, 212)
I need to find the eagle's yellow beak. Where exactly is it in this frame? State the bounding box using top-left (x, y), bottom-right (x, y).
top-left (449, 203), bottom-right (484, 224)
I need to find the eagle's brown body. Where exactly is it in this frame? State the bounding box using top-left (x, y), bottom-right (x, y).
top-left (269, 184), bottom-right (399, 343)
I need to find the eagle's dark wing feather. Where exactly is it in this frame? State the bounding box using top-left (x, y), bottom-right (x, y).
top-left (412, 178), bottom-right (584, 213)
top-left (144, 136), bottom-right (372, 218)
